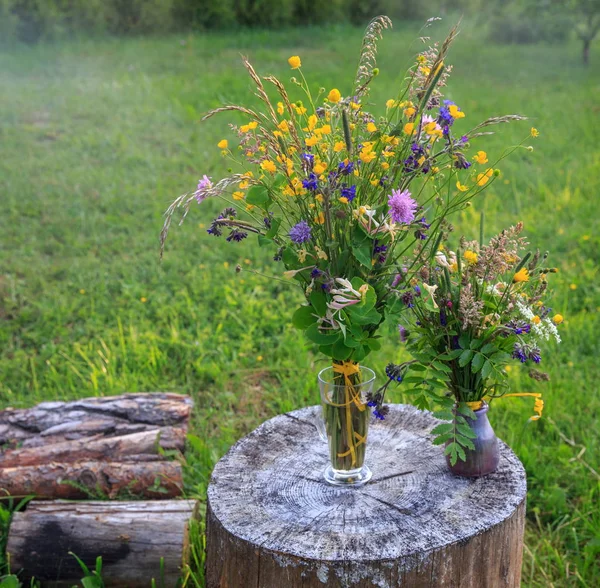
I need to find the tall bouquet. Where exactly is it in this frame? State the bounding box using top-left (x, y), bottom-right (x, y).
top-left (161, 18), bottom-right (525, 483)
top-left (371, 220), bottom-right (562, 471)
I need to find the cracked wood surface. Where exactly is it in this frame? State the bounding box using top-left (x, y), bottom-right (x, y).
top-left (205, 404), bottom-right (527, 587)
top-left (7, 500), bottom-right (199, 587)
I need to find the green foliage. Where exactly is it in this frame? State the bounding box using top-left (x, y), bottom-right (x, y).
top-left (0, 24), bottom-right (598, 586)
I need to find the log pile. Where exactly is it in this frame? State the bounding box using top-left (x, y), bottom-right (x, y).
top-left (7, 500), bottom-right (200, 587)
top-left (0, 393), bottom-right (192, 499)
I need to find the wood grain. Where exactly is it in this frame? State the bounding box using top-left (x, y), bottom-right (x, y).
top-left (7, 500), bottom-right (199, 587)
top-left (205, 404), bottom-right (527, 587)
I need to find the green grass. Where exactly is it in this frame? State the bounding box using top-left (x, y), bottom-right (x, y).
top-left (0, 20), bottom-right (599, 587)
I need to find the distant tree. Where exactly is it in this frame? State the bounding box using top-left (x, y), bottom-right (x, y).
top-left (570, 0), bottom-right (600, 64)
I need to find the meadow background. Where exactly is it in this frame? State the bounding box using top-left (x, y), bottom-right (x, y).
top-left (0, 5), bottom-right (599, 587)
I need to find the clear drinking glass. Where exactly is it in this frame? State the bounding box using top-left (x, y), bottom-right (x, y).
top-left (318, 365), bottom-right (376, 486)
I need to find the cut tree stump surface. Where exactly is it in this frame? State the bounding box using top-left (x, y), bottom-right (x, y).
top-left (0, 393), bottom-right (192, 499)
top-left (7, 500), bottom-right (199, 587)
top-left (206, 404), bottom-right (527, 587)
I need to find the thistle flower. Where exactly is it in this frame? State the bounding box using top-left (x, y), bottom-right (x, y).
top-left (388, 189), bottom-right (417, 224)
top-left (289, 221), bottom-right (312, 244)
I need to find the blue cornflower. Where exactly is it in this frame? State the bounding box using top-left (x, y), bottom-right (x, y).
top-left (373, 410), bottom-right (386, 420)
top-left (505, 320), bottom-right (531, 336)
top-left (529, 347), bottom-right (542, 364)
top-left (512, 343), bottom-right (528, 363)
top-left (289, 220), bottom-right (312, 244)
top-left (340, 184), bottom-right (357, 201)
top-left (301, 153), bottom-right (314, 165)
top-left (414, 285), bottom-right (421, 296)
top-left (226, 229), bottom-right (248, 242)
top-left (338, 161), bottom-right (355, 176)
top-left (302, 173), bottom-right (319, 191)
top-left (400, 290), bottom-right (414, 308)
top-left (440, 310), bottom-right (447, 326)
top-left (310, 267), bottom-right (322, 279)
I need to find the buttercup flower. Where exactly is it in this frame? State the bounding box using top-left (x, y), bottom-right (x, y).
top-left (513, 267), bottom-right (530, 283)
top-left (473, 151), bottom-right (488, 164)
top-left (327, 88), bottom-right (341, 103)
top-left (217, 139), bottom-right (228, 149)
top-left (288, 56), bottom-right (301, 69)
top-left (552, 314), bottom-right (564, 325)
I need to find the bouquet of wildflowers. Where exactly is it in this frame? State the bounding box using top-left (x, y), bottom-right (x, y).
top-left (161, 17), bottom-right (526, 476)
top-left (370, 220), bottom-right (563, 465)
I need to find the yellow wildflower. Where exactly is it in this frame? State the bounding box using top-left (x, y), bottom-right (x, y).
top-left (315, 246), bottom-right (328, 260)
top-left (246, 204), bottom-right (255, 211)
top-left (570, 283), bottom-right (577, 290)
top-left (513, 267), bottom-right (530, 283)
top-left (277, 102), bottom-right (284, 115)
top-left (552, 314), bottom-right (564, 325)
top-left (476, 168), bottom-right (494, 186)
top-left (328, 88), bottom-right (341, 103)
top-left (339, 197), bottom-right (349, 204)
top-left (360, 150), bottom-right (377, 163)
top-left (314, 212), bottom-right (325, 224)
top-left (464, 250), bottom-right (478, 264)
top-left (367, 122), bottom-right (377, 132)
top-left (288, 56), bottom-right (301, 69)
top-left (386, 99), bottom-right (396, 109)
top-left (419, 66), bottom-right (431, 76)
top-left (531, 127), bottom-right (539, 137)
top-left (232, 191), bottom-right (245, 201)
top-left (314, 162), bottom-right (327, 175)
top-left (217, 139), bottom-right (228, 149)
top-left (305, 114), bottom-right (317, 131)
top-left (239, 180), bottom-right (249, 189)
top-left (298, 249), bottom-right (308, 263)
top-left (403, 122), bottom-right (415, 135)
top-left (532, 315), bottom-right (541, 325)
top-left (278, 120), bottom-right (289, 133)
top-left (334, 141), bottom-right (345, 152)
top-left (381, 162), bottom-right (390, 170)
top-left (315, 193), bottom-right (324, 203)
top-left (305, 135), bottom-right (319, 147)
top-left (350, 101), bottom-right (361, 110)
top-left (295, 104), bottom-right (307, 116)
top-left (404, 107), bottom-right (416, 118)
top-left (448, 104), bottom-right (465, 119)
top-left (456, 181), bottom-right (469, 192)
top-left (260, 160), bottom-right (277, 174)
top-left (473, 150), bottom-right (488, 164)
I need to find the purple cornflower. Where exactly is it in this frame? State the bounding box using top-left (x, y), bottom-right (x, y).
top-left (195, 175), bottom-right (212, 203)
top-left (529, 347), bottom-right (542, 364)
top-left (373, 409), bottom-right (386, 420)
top-left (398, 324), bottom-right (408, 343)
top-left (512, 343), bottom-right (528, 363)
top-left (341, 184), bottom-right (357, 201)
top-left (505, 320), bottom-right (531, 336)
top-left (414, 285), bottom-right (421, 296)
top-left (388, 188), bottom-right (417, 224)
top-left (302, 173), bottom-right (319, 191)
top-left (289, 220), bottom-right (312, 244)
top-left (301, 153), bottom-right (314, 165)
top-left (310, 267), bottom-right (322, 279)
top-left (415, 216), bottom-right (430, 240)
top-left (338, 161), bottom-right (355, 176)
top-left (391, 273), bottom-right (403, 288)
top-left (400, 290), bottom-right (414, 308)
top-left (373, 240), bottom-right (387, 264)
top-left (226, 229), bottom-right (248, 242)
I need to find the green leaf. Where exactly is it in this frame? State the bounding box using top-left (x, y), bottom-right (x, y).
top-left (332, 339), bottom-right (353, 360)
top-left (459, 349), bottom-right (474, 367)
top-left (309, 289), bottom-right (327, 315)
top-left (470, 339), bottom-right (483, 350)
top-left (456, 423), bottom-right (477, 438)
top-left (430, 423), bottom-right (454, 436)
top-left (348, 308), bottom-right (381, 325)
top-left (481, 359), bottom-right (493, 380)
top-left (471, 352), bottom-right (485, 373)
top-left (282, 247), bottom-right (300, 268)
top-left (257, 234), bottom-right (272, 247)
top-left (246, 185), bottom-right (270, 206)
top-left (409, 364), bottom-right (427, 372)
top-left (458, 334), bottom-right (470, 349)
top-left (480, 343), bottom-right (496, 355)
top-left (366, 338), bottom-right (381, 351)
top-left (305, 324), bottom-right (341, 345)
top-left (438, 349), bottom-right (463, 360)
top-left (265, 218), bottom-right (281, 239)
top-left (402, 376), bottom-right (425, 384)
top-left (272, 174), bottom-right (288, 189)
top-left (292, 306), bottom-right (318, 329)
top-left (432, 432), bottom-right (454, 445)
top-left (434, 410), bottom-right (455, 421)
top-left (352, 243), bottom-right (373, 268)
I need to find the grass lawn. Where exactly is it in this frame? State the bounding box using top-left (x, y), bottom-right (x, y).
top-left (0, 20), bottom-right (599, 586)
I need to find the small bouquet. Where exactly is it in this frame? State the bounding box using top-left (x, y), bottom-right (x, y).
top-left (371, 220), bottom-right (562, 472)
top-left (161, 17), bottom-right (526, 484)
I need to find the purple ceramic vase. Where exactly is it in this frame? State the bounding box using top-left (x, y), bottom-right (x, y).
top-left (447, 402), bottom-right (500, 477)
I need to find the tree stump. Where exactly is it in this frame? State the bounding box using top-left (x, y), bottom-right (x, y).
top-left (7, 500), bottom-right (199, 587)
top-left (0, 393), bottom-right (192, 499)
top-left (206, 405), bottom-right (527, 588)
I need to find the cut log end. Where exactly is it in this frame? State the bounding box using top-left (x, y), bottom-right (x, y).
top-left (206, 404), bottom-right (527, 588)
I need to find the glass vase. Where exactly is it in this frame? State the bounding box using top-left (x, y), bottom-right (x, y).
top-left (447, 402), bottom-right (500, 477)
top-left (318, 364), bottom-right (375, 486)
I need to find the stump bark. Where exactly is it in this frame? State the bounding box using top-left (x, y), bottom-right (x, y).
top-left (206, 404), bottom-right (527, 588)
top-left (0, 393), bottom-right (192, 499)
top-left (7, 500), bottom-right (199, 587)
